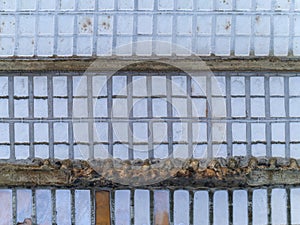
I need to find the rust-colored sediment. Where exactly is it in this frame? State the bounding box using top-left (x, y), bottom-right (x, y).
top-left (154, 211), bottom-right (170, 225)
top-left (96, 191), bottom-right (111, 225)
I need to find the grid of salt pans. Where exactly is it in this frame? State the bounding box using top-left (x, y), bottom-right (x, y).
top-left (1, 71), bottom-right (300, 160)
top-left (1, 0), bottom-right (300, 56)
top-left (0, 187), bottom-right (300, 225)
